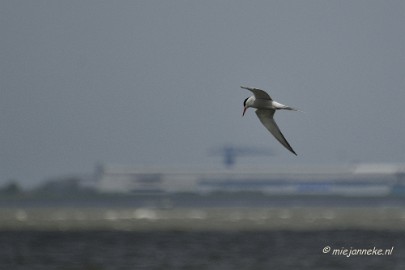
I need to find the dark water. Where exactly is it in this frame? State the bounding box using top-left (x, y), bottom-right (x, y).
top-left (1, 230), bottom-right (404, 270)
top-left (1, 193), bottom-right (405, 269)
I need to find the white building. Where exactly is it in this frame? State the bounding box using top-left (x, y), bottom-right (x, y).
top-left (95, 163), bottom-right (405, 196)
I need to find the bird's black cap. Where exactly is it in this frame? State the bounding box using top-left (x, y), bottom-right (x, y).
top-left (243, 97), bottom-right (249, 107)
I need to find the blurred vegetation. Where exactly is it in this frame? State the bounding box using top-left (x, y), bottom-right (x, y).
top-left (0, 180), bottom-right (22, 196)
top-left (0, 176), bottom-right (98, 201)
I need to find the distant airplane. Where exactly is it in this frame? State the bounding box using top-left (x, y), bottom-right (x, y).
top-left (209, 145), bottom-right (274, 168)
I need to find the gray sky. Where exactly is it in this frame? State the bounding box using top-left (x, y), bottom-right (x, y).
top-left (1, 1), bottom-right (405, 186)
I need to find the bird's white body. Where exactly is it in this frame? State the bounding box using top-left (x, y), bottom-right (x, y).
top-left (244, 96), bottom-right (291, 110)
top-left (241, 86), bottom-right (298, 155)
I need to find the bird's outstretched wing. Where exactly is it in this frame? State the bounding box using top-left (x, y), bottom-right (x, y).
top-left (241, 86), bottom-right (272, 100)
top-left (255, 109), bottom-right (297, 155)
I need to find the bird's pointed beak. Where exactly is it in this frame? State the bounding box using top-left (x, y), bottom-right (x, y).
top-left (242, 106), bottom-right (247, 116)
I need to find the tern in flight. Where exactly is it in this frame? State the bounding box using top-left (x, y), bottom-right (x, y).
top-left (241, 86), bottom-right (298, 155)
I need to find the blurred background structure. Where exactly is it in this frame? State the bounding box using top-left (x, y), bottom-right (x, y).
top-left (209, 144), bottom-right (274, 168)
